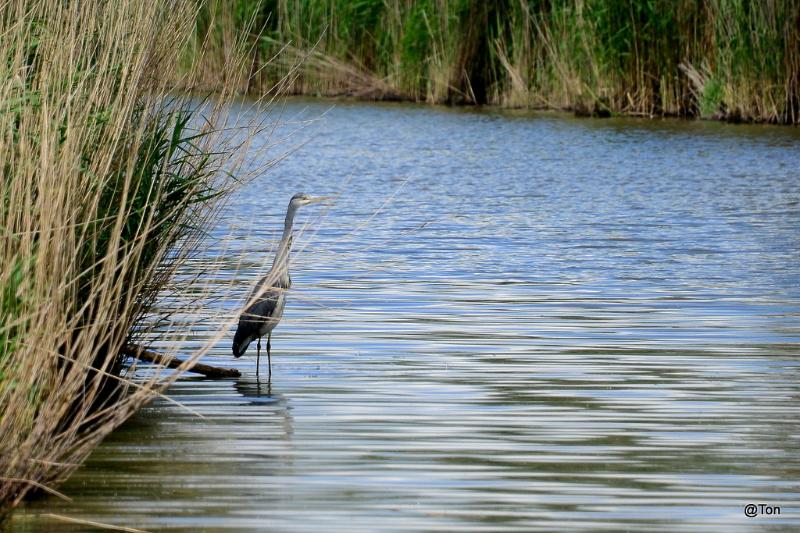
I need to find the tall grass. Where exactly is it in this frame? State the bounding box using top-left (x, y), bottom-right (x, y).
top-left (0, 0), bottom-right (250, 510)
top-left (211, 0), bottom-right (800, 123)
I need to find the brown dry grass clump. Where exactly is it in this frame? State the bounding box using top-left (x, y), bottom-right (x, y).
top-left (0, 0), bottom-right (251, 510)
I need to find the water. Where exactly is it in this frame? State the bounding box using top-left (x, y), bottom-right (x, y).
top-left (13, 100), bottom-right (800, 531)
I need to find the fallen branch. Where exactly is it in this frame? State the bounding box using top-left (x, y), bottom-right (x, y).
top-left (122, 344), bottom-right (240, 379)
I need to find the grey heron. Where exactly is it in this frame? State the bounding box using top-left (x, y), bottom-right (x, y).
top-left (232, 192), bottom-right (328, 378)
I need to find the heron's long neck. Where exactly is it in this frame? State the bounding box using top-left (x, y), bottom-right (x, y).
top-left (270, 205), bottom-right (297, 273)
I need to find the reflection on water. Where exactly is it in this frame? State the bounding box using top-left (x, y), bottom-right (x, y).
top-left (13, 99), bottom-right (800, 531)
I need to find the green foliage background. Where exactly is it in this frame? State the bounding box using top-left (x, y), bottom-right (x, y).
top-left (201, 0), bottom-right (799, 123)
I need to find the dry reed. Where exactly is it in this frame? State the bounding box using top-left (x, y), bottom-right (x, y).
top-left (0, 0), bottom-right (254, 511)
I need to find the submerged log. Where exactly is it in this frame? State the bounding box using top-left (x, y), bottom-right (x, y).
top-left (122, 344), bottom-right (240, 378)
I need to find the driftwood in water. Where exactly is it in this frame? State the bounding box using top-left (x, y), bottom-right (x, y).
top-left (123, 344), bottom-right (240, 378)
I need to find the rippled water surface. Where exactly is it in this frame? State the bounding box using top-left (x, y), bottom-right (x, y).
top-left (14, 100), bottom-right (800, 531)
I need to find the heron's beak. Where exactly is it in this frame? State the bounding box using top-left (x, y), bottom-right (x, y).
top-left (307, 195), bottom-right (333, 205)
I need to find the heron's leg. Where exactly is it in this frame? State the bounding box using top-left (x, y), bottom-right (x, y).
top-left (256, 337), bottom-right (261, 377)
top-left (267, 332), bottom-right (272, 380)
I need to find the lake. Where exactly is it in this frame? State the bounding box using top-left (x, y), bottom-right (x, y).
top-left (12, 99), bottom-right (800, 531)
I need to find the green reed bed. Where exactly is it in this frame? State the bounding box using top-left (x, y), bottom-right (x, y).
top-left (0, 0), bottom-right (250, 512)
top-left (214, 0), bottom-right (799, 123)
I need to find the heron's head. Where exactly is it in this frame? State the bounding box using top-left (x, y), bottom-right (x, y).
top-left (289, 192), bottom-right (331, 209)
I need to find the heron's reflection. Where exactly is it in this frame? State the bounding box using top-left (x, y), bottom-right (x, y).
top-left (234, 376), bottom-right (294, 440)
top-left (235, 374), bottom-right (274, 400)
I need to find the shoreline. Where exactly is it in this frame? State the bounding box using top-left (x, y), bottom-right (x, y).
top-left (224, 90), bottom-right (800, 129)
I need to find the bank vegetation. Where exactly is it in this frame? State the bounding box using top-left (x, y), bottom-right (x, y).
top-left (204, 0), bottom-right (799, 124)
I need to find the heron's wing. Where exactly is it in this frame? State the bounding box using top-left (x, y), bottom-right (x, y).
top-left (239, 288), bottom-right (282, 327)
top-left (247, 265), bottom-right (289, 303)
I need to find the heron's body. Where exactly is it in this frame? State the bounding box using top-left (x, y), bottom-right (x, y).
top-left (233, 275), bottom-right (289, 353)
top-left (232, 193), bottom-right (327, 378)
